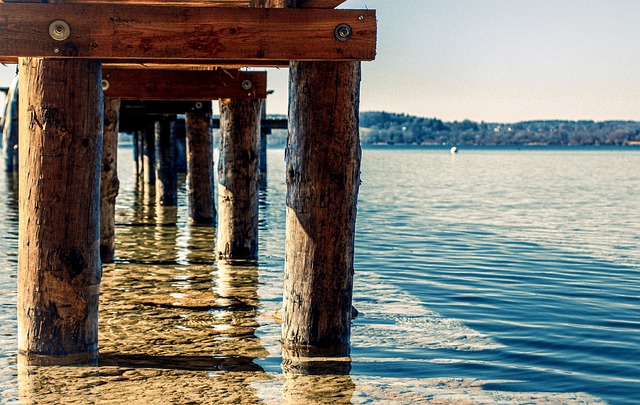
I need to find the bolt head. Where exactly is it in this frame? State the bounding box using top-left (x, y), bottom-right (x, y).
top-left (334, 24), bottom-right (352, 42)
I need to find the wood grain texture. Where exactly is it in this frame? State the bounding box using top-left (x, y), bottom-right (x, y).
top-left (186, 112), bottom-right (216, 225)
top-left (0, 5), bottom-right (376, 61)
top-left (217, 98), bottom-right (262, 260)
top-left (103, 69), bottom-right (267, 100)
top-left (299, 0), bottom-right (347, 8)
top-left (18, 57), bottom-right (103, 361)
top-left (100, 98), bottom-right (120, 263)
top-left (282, 61), bottom-right (361, 355)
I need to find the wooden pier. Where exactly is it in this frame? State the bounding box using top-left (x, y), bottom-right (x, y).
top-left (0, 0), bottom-right (376, 363)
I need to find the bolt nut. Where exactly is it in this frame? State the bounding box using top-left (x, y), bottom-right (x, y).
top-left (101, 80), bottom-right (109, 91)
top-left (49, 20), bottom-right (70, 41)
top-left (242, 80), bottom-right (253, 90)
top-left (334, 24), bottom-right (352, 42)
top-left (195, 102), bottom-right (203, 109)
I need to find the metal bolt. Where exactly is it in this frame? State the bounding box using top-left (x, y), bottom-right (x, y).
top-left (195, 102), bottom-right (203, 109)
top-left (53, 47), bottom-right (60, 54)
top-left (49, 20), bottom-right (70, 41)
top-left (242, 80), bottom-right (253, 90)
top-left (334, 24), bottom-right (352, 42)
top-left (358, 15), bottom-right (364, 21)
top-left (101, 80), bottom-right (110, 91)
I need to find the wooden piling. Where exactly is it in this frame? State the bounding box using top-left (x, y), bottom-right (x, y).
top-left (18, 57), bottom-right (103, 362)
top-left (217, 98), bottom-right (262, 260)
top-left (2, 77), bottom-right (18, 173)
top-left (143, 123), bottom-right (156, 186)
top-left (186, 111), bottom-right (216, 225)
top-left (154, 117), bottom-right (178, 206)
top-left (259, 102), bottom-right (268, 185)
top-left (282, 61), bottom-right (362, 355)
top-left (100, 98), bottom-right (120, 263)
top-left (175, 119), bottom-right (187, 174)
top-left (136, 129), bottom-right (145, 182)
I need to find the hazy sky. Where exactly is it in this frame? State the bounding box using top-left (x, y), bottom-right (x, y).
top-left (3, 0), bottom-right (640, 122)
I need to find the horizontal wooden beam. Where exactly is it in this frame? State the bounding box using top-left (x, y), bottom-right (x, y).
top-left (211, 117), bottom-right (287, 129)
top-left (103, 68), bottom-right (266, 99)
top-left (2, 0), bottom-right (251, 4)
top-left (299, 0), bottom-right (347, 8)
top-left (0, 5), bottom-right (376, 62)
top-left (0, 58), bottom-right (289, 68)
top-left (120, 100), bottom-right (212, 115)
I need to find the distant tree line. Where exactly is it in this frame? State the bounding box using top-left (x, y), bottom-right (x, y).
top-left (359, 111), bottom-right (640, 146)
top-left (263, 111), bottom-right (640, 147)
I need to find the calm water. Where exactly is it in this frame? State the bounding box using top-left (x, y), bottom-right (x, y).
top-left (1, 146), bottom-right (639, 404)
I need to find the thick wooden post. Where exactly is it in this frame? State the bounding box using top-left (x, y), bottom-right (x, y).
top-left (282, 61), bottom-right (362, 355)
top-left (186, 111), bottom-right (216, 225)
top-left (217, 98), bottom-right (262, 260)
top-left (100, 98), bottom-right (120, 263)
top-left (132, 130), bottom-right (140, 180)
top-left (136, 128), bottom-right (145, 182)
top-left (143, 122), bottom-right (156, 186)
top-left (175, 119), bottom-right (187, 174)
top-left (154, 117), bottom-right (178, 206)
top-left (2, 77), bottom-right (18, 173)
top-left (18, 57), bottom-right (103, 362)
top-left (259, 102), bottom-right (268, 185)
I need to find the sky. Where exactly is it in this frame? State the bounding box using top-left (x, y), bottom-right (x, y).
top-left (3, 0), bottom-right (640, 123)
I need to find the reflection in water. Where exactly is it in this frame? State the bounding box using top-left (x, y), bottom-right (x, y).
top-left (16, 168), bottom-right (273, 403)
top-left (281, 349), bottom-right (355, 404)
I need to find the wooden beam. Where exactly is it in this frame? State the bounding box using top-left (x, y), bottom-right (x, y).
top-left (120, 100), bottom-right (213, 115)
top-left (118, 100), bottom-right (212, 133)
top-left (3, 0), bottom-right (251, 4)
top-left (102, 68), bottom-right (267, 99)
top-left (0, 5), bottom-right (376, 62)
top-left (299, 0), bottom-right (347, 8)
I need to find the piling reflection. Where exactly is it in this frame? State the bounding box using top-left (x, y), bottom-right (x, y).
top-left (16, 174), bottom-right (275, 403)
top-left (281, 348), bottom-right (355, 404)
top-left (4, 171), bottom-right (18, 220)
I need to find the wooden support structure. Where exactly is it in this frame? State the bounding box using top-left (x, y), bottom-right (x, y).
top-left (2, 0), bottom-right (376, 364)
top-left (0, 5), bottom-right (376, 63)
top-left (100, 98), bottom-right (121, 263)
top-left (1, 77), bottom-right (19, 173)
top-left (155, 116), bottom-right (178, 206)
top-left (217, 98), bottom-right (262, 260)
top-left (103, 69), bottom-right (266, 100)
top-left (282, 61), bottom-right (362, 356)
top-left (18, 57), bottom-right (103, 362)
top-left (186, 111), bottom-right (216, 225)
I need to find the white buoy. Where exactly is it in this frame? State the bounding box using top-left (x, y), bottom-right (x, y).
top-left (450, 146), bottom-right (458, 154)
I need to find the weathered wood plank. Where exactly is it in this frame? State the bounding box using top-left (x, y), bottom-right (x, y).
top-left (299, 0), bottom-right (347, 8)
top-left (103, 68), bottom-right (267, 99)
top-left (0, 5), bottom-right (376, 61)
top-left (3, 0), bottom-right (250, 4)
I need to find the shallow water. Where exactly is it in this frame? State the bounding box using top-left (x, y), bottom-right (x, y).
top-left (1, 146), bottom-right (639, 404)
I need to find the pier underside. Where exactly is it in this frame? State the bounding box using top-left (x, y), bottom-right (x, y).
top-left (1, 0), bottom-right (376, 364)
